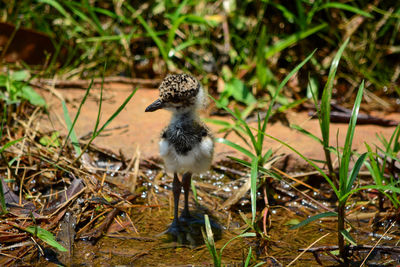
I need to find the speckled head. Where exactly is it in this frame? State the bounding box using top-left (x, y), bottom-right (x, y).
top-left (145, 74), bottom-right (202, 112)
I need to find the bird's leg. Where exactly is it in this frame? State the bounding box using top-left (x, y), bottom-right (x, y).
top-left (181, 172), bottom-right (192, 220)
top-left (171, 172), bottom-right (182, 228)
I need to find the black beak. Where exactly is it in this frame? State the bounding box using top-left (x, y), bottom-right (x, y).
top-left (145, 99), bottom-right (164, 112)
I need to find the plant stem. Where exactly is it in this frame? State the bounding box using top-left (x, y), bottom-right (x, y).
top-left (324, 147), bottom-right (338, 188)
top-left (338, 203), bottom-right (346, 261)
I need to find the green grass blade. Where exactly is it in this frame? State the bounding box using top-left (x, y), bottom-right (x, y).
top-left (264, 133), bottom-right (339, 197)
top-left (259, 49), bottom-right (316, 148)
top-left (174, 39), bottom-right (208, 52)
top-left (295, 0), bottom-right (306, 30)
top-left (291, 124), bottom-right (323, 145)
top-left (320, 38), bottom-right (349, 149)
top-left (340, 229), bottom-right (357, 246)
top-left (220, 232), bottom-right (256, 257)
top-left (339, 81), bottom-right (364, 198)
top-left (91, 6), bottom-right (130, 23)
top-left (227, 156), bottom-right (276, 177)
top-left (270, 3), bottom-right (296, 23)
top-left (167, 15), bottom-right (187, 54)
top-left (262, 148), bottom-right (273, 165)
top-left (277, 98), bottom-right (307, 113)
top-left (250, 157), bottom-right (259, 223)
top-left (210, 95), bottom-right (258, 151)
top-left (202, 214), bottom-right (220, 266)
top-left (392, 125), bottom-right (400, 152)
top-left (320, 2), bottom-right (374, 18)
top-left (364, 159), bottom-right (381, 186)
top-left (135, 14), bottom-right (168, 63)
top-left (0, 138), bottom-right (23, 154)
top-left (40, 157), bottom-right (70, 173)
top-left (244, 246), bottom-right (252, 267)
top-left (25, 226), bottom-right (67, 252)
top-left (256, 113), bottom-right (262, 156)
top-left (262, 50), bottom-right (316, 129)
top-left (169, 0), bottom-right (189, 22)
top-left (264, 23), bottom-right (326, 59)
top-left (83, 0), bottom-right (105, 35)
top-left (61, 79), bottom-right (93, 156)
top-left (38, 0), bottom-right (84, 33)
top-left (167, 13), bottom-right (213, 55)
top-left (64, 1), bottom-right (99, 35)
top-left (93, 88), bottom-right (137, 139)
top-left (290, 212), bottom-right (337, 229)
top-left (376, 132), bottom-right (389, 149)
top-left (376, 149), bottom-right (400, 164)
top-left (340, 184), bottom-right (400, 203)
top-left (382, 124), bottom-right (400, 172)
top-left (62, 100), bottom-right (82, 155)
top-left (346, 153), bottom-right (367, 194)
top-left (203, 118), bottom-right (233, 128)
top-left (215, 138), bottom-right (254, 159)
top-left (191, 180), bottom-right (198, 204)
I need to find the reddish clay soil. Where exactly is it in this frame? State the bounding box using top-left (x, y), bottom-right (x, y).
top-left (40, 82), bottom-right (399, 164)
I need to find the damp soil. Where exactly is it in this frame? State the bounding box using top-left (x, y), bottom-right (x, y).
top-left (68, 170), bottom-right (400, 266)
top-left (2, 83), bottom-right (400, 266)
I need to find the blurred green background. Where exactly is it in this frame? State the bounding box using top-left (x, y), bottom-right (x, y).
top-left (1, 0), bottom-right (399, 108)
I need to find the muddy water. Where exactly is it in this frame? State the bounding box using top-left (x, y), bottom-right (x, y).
top-left (69, 206), bottom-right (399, 266)
top-left (65, 168), bottom-right (400, 266)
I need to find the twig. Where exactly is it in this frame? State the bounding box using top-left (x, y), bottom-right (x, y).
top-left (272, 166), bottom-right (320, 193)
top-left (75, 208), bottom-right (111, 237)
top-left (129, 146), bottom-right (141, 193)
top-left (287, 233), bottom-right (330, 266)
top-left (360, 221), bottom-right (396, 266)
top-left (262, 185), bottom-right (269, 237)
top-left (299, 245), bottom-right (400, 253)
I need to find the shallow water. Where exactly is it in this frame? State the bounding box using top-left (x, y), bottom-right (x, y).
top-left (60, 166), bottom-right (400, 266)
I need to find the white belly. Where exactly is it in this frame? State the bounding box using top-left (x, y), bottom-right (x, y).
top-left (159, 136), bottom-right (214, 174)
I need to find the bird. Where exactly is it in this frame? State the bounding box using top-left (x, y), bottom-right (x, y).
top-left (145, 73), bottom-right (214, 233)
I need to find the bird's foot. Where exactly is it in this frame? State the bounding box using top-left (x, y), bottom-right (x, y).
top-left (158, 219), bottom-right (199, 246)
top-left (162, 220), bottom-right (199, 245)
top-left (165, 220), bottom-right (182, 235)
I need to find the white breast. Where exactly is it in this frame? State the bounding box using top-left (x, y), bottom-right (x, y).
top-left (159, 136), bottom-right (214, 174)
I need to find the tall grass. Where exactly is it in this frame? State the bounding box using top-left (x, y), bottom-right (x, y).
top-left (268, 81), bottom-right (375, 261)
top-left (265, 38), bottom-right (400, 260)
top-left (59, 76), bottom-right (137, 164)
top-left (202, 214), bottom-right (260, 267)
top-left (213, 50), bottom-right (316, 227)
top-left (365, 124), bottom-right (400, 208)
top-left (3, 1), bottom-right (398, 101)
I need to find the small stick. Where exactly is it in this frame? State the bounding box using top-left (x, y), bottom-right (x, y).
top-left (287, 233), bottom-right (330, 266)
top-left (262, 185), bottom-right (269, 236)
top-left (129, 146), bottom-right (140, 193)
top-left (19, 168), bottom-right (27, 206)
top-left (75, 208), bottom-right (111, 236)
top-left (125, 213), bottom-right (139, 234)
top-left (272, 166), bottom-right (320, 193)
top-left (360, 221), bottom-right (396, 266)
